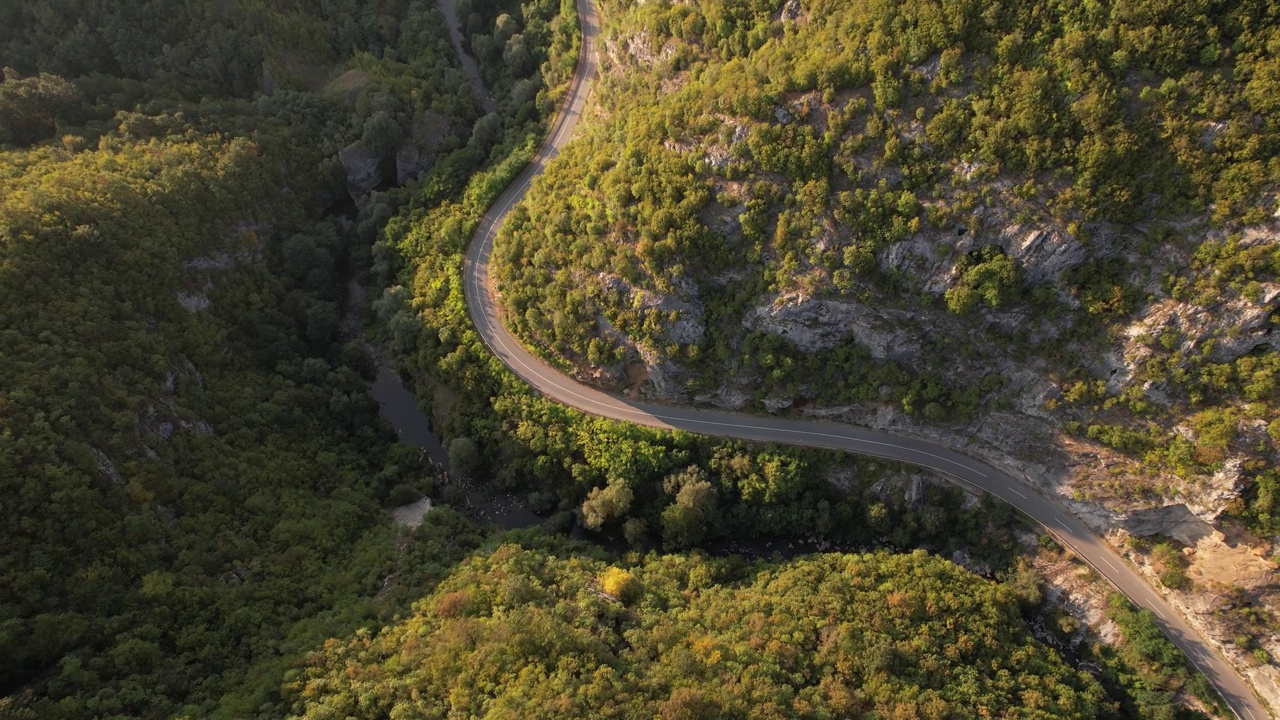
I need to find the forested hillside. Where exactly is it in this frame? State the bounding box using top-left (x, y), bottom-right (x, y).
top-left (0, 0), bottom-right (577, 716)
top-left (291, 541), bottom-right (1114, 718)
top-left (289, 534), bottom-right (1234, 718)
top-left (489, 0), bottom-right (1280, 611)
top-left (494, 0), bottom-right (1278, 489)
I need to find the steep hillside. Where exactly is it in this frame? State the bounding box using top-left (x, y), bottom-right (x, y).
top-left (0, 115), bottom-right (398, 720)
top-left (489, 0), bottom-right (1280, 697)
top-left (497, 0), bottom-right (1277, 507)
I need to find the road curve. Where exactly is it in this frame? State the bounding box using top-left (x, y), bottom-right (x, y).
top-left (461, 0), bottom-right (1267, 716)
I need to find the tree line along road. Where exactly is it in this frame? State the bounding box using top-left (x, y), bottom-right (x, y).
top-left (459, 0), bottom-right (1269, 716)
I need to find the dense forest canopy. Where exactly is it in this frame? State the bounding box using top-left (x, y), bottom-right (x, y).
top-left (0, 0), bottom-right (461, 97)
top-left (0, 127), bottom-right (397, 719)
top-left (291, 542), bottom-right (1115, 719)
top-left (0, 0), bottom-right (579, 716)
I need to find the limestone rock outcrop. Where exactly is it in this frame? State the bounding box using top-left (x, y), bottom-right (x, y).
top-left (744, 292), bottom-right (919, 360)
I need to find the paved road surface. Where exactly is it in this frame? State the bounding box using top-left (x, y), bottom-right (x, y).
top-left (460, 0), bottom-right (1268, 716)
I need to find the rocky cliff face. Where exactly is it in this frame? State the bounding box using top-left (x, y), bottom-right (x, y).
top-left (339, 112), bottom-right (452, 198)
top-left (1122, 288), bottom-right (1277, 369)
top-left (744, 292), bottom-right (920, 360)
top-left (395, 112), bottom-right (451, 185)
top-left (636, 207), bottom-right (1280, 550)
top-left (881, 223), bottom-right (1088, 294)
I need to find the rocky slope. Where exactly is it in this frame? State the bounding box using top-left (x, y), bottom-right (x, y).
top-left (490, 0), bottom-right (1280, 703)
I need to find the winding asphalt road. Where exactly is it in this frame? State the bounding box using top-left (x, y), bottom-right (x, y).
top-left (461, 0), bottom-right (1268, 716)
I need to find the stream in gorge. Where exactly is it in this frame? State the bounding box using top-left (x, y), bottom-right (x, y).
top-left (345, 278), bottom-right (541, 529)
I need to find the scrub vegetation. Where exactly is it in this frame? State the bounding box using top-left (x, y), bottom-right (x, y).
top-left (488, 0), bottom-right (1280, 534)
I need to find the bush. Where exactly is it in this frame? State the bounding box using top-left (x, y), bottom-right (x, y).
top-left (599, 566), bottom-right (640, 603)
top-left (387, 483), bottom-right (423, 507)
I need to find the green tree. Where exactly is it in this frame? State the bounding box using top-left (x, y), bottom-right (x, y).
top-left (581, 477), bottom-right (634, 530)
top-left (662, 476), bottom-right (716, 548)
top-left (361, 110), bottom-right (403, 157)
top-left (448, 436), bottom-right (480, 478)
top-left (945, 247), bottom-right (1022, 314)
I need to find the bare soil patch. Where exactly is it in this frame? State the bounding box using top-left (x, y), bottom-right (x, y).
top-left (625, 362), bottom-right (649, 398)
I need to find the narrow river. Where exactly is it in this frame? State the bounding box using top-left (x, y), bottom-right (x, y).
top-left (347, 279), bottom-right (541, 529)
top-left (369, 361), bottom-right (541, 529)
top-left (368, 364), bottom-right (451, 467)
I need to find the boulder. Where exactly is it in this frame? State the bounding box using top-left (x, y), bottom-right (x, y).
top-left (395, 112), bottom-right (451, 185)
top-left (1121, 504), bottom-right (1216, 546)
top-left (338, 142), bottom-right (384, 198)
top-left (1000, 224), bottom-right (1088, 286)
